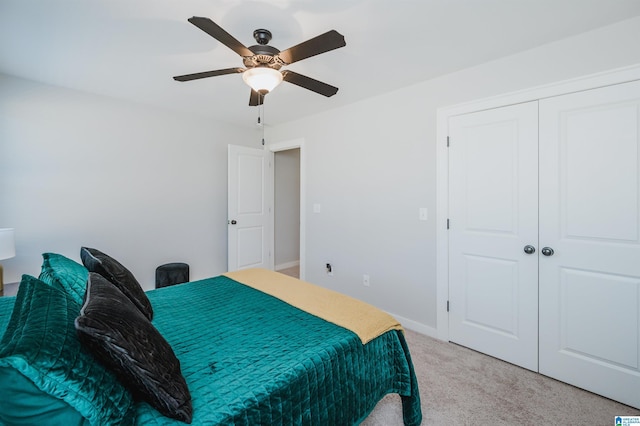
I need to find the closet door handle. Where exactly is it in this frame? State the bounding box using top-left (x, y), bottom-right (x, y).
top-left (541, 247), bottom-right (554, 256)
top-left (523, 245), bottom-right (536, 254)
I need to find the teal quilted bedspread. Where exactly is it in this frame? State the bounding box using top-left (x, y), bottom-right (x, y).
top-left (0, 276), bottom-right (421, 425)
top-left (140, 275), bottom-right (421, 425)
top-left (0, 296), bottom-right (14, 335)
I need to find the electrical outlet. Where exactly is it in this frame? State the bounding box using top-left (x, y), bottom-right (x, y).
top-left (326, 263), bottom-right (333, 276)
top-left (363, 274), bottom-right (370, 287)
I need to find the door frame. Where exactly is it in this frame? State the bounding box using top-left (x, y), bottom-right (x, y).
top-left (435, 63), bottom-right (640, 341)
top-left (268, 138), bottom-right (306, 280)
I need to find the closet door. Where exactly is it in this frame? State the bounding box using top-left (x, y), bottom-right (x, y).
top-left (448, 102), bottom-right (539, 371)
top-left (539, 80), bottom-right (640, 409)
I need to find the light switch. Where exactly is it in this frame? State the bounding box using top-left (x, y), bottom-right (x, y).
top-left (313, 203), bottom-right (321, 213)
top-left (419, 208), bottom-right (428, 221)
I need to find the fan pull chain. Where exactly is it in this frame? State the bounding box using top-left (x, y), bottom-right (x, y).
top-left (261, 95), bottom-right (266, 146)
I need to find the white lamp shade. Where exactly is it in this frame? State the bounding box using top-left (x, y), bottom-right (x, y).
top-left (0, 228), bottom-right (15, 260)
top-left (242, 67), bottom-right (283, 93)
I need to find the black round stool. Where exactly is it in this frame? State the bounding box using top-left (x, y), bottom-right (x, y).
top-left (155, 263), bottom-right (189, 289)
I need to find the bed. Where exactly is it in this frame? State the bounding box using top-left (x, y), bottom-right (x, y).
top-left (0, 252), bottom-right (422, 425)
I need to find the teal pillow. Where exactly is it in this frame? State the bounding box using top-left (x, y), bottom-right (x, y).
top-left (38, 252), bottom-right (88, 305)
top-left (0, 275), bottom-right (135, 426)
top-left (0, 367), bottom-right (88, 426)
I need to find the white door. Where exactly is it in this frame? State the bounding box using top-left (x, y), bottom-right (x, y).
top-left (227, 144), bottom-right (271, 272)
top-left (539, 80), bottom-right (640, 408)
top-left (448, 102), bottom-right (539, 371)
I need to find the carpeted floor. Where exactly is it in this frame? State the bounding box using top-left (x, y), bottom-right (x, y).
top-left (277, 265), bottom-right (299, 278)
top-left (362, 329), bottom-right (640, 425)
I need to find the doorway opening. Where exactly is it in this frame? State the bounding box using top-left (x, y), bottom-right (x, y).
top-left (273, 148), bottom-right (300, 278)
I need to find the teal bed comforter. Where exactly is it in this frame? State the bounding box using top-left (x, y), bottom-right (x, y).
top-left (0, 275), bottom-right (422, 425)
top-left (0, 296), bottom-right (14, 337)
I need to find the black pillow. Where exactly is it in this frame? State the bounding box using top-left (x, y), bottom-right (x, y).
top-left (75, 273), bottom-right (192, 423)
top-left (80, 247), bottom-right (153, 320)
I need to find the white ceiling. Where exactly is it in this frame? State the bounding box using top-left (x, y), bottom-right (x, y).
top-left (2, 0), bottom-right (640, 128)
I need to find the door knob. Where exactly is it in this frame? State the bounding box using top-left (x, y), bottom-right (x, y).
top-left (541, 247), bottom-right (554, 256)
top-left (229, 220), bottom-right (237, 225)
top-left (523, 245), bottom-right (536, 254)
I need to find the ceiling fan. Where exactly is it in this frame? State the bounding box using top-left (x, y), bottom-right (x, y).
top-left (173, 17), bottom-right (346, 106)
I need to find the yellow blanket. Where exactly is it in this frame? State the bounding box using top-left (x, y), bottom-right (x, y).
top-left (223, 268), bottom-right (403, 344)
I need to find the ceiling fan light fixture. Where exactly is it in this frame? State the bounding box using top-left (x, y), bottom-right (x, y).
top-left (242, 67), bottom-right (283, 93)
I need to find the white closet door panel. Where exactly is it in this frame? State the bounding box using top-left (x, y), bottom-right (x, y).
top-left (449, 101), bottom-right (539, 371)
top-left (539, 79), bottom-right (640, 409)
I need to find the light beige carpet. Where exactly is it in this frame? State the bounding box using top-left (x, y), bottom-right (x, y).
top-left (362, 329), bottom-right (640, 425)
top-left (277, 265), bottom-right (299, 278)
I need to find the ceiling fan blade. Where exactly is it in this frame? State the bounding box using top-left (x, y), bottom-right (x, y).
top-left (249, 89), bottom-right (264, 106)
top-left (277, 30), bottom-right (345, 65)
top-left (282, 70), bottom-right (338, 97)
top-left (173, 67), bottom-right (244, 82)
top-left (188, 17), bottom-right (254, 57)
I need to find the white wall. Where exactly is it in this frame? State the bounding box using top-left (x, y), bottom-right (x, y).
top-left (0, 75), bottom-right (258, 289)
top-left (274, 148), bottom-right (300, 269)
top-left (269, 16), bottom-right (640, 334)
top-left (3, 16), bottom-right (640, 332)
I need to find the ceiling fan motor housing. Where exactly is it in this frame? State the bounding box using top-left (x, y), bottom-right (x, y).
top-left (244, 44), bottom-right (282, 69)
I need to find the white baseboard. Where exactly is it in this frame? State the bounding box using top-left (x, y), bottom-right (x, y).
top-left (275, 260), bottom-right (300, 271)
top-left (387, 312), bottom-right (440, 340)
